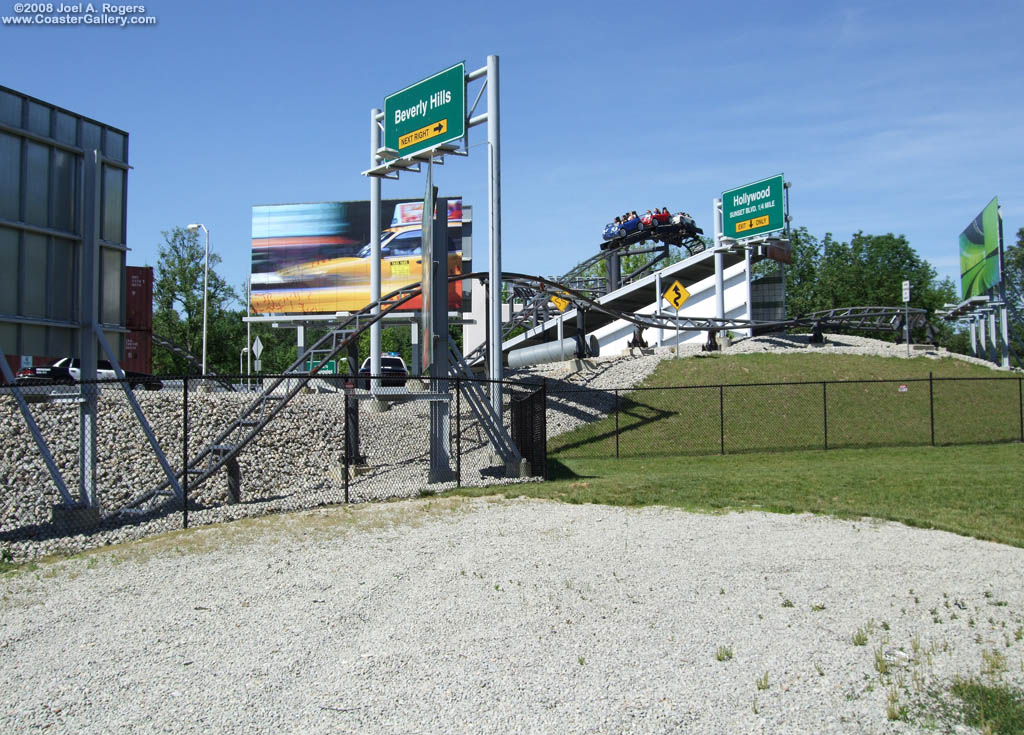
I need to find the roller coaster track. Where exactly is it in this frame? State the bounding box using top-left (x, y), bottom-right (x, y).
top-left (467, 222), bottom-right (707, 366)
top-left (120, 271), bottom-right (933, 517)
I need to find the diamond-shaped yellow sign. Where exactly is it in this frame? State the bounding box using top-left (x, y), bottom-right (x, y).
top-left (550, 294), bottom-right (570, 312)
top-left (664, 280), bottom-right (690, 310)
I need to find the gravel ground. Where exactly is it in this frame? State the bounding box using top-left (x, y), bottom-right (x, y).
top-left (2, 496), bottom-right (1022, 734)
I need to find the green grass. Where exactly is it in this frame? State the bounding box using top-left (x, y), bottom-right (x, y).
top-left (456, 354), bottom-right (1024, 547)
top-left (456, 444), bottom-right (1024, 547)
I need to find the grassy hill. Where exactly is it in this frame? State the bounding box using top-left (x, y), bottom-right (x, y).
top-left (638, 351), bottom-right (1008, 385)
top-left (455, 351), bottom-right (1024, 547)
top-left (549, 352), bottom-right (1022, 458)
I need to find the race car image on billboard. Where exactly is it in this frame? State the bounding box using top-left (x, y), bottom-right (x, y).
top-left (250, 199), bottom-right (466, 314)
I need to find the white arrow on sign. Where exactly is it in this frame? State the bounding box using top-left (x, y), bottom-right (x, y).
top-left (252, 336), bottom-right (264, 360)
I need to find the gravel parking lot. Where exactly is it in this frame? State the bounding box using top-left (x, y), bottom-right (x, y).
top-left (2, 495), bottom-right (1023, 734)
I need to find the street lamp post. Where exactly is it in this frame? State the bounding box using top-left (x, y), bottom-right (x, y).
top-left (186, 223), bottom-right (210, 375)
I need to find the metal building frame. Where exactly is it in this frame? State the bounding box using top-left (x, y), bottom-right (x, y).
top-left (0, 88), bottom-right (181, 520)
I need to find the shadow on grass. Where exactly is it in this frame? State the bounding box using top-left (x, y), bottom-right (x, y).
top-left (546, 459), bottom-right (589, 481)
top-left (548, 396), bottom-right (675, 455)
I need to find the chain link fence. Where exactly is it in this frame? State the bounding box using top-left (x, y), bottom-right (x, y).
top-left (3, 371), bottom-right (1021, 560)
top-left (548, 374), bottom-right (1024, 460)
top-left (0, 373), bottom-right (547, 559)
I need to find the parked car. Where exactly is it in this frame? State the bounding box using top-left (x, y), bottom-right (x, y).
top-left (357, 353), bottom-right (409, 389)
top-left (16, 358), bottom-right (163, 390)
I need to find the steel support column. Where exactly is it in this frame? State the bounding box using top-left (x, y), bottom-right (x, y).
top-left (79, 149), bottom-right (101, 508)
top-left (370, 108), bottom-right (382, 394)
top-left (744, 246), bottom-right (753, 337)
top-left (655, 272), bottom-right (663, 347)
top-left (487, 54), bottom-right (503, 422)
top-left (713, 197), bottom-right (724, 321)
top-left (428, 199), bottom-right (453, 482)
top-left (988, 310), bottom-right (997, 364)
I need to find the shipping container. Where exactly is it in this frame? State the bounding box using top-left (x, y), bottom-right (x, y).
top-left (2, 355), bottom-right (19, 384)
top-left (126, 266), bottom-right (153, 331)
top-left (122, 329), bottom-right (153, 375)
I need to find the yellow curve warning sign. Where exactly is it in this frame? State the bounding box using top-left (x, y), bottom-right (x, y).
top-left (664, 280), bottom-right (690, 310)
top-left (550, 294), bottom-right (570, 312)
top-left (398, 118), bottom-right (449, 150)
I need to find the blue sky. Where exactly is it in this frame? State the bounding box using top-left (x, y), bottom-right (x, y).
top-left (3, 0), bottom-right (1022, 303)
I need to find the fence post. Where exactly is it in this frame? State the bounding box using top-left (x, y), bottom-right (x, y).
top-left (343, 387), bottom-right (350, 504)
top-left (182, 375), bottom-right (188, 530)
top-left (719, 385), bottom-right (725, 455)
top-left (614, 389), bottom-right (620, 459)
top-left (456, 375), bottom-right (462, 488)
top-left (929, 372), bottom-right (935, 446)
top-left (823, 381), bottom-right (828, 451)
top-left (541, 378), bottom-right (548, 481)
top-left (1018, 377), bottom-right (1023, 443)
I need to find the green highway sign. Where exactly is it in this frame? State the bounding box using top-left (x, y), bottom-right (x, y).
top-left (384, 62), bottom-right (466, 159)
top-left (304, 360), bottom-right (338, 374)
top-left (722, 174), bottom-right (785, 240)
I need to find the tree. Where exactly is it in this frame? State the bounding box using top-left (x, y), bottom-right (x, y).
top-left (1004, 227), bottom-right (1024, 303)
top-left (152, 227), bottom-right (238, 375)
top-left (772, 227), bottom-right (823, 317)
top-left (999, 227), bottom-right (1024, 359)
top-left (777, 229), bottom-right (965, 348)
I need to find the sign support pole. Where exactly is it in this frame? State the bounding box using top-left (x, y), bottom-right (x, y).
top-left (487, 54), bottom-right (503, 421)
top-left (246, 276), bottom-right (252, 390)
top-left (906, 302), bottom-right (910, 358)
top-left (988, 310), bottom-right (997, 364)
top-left (655, 272), bottom-right (663, 347)
top-left (675, 307), bottom-right (681, 359)
top-left (902, 279), bottom-right (911, 358)
top-left (428, 198), bottom-right (454, 483)
top-left (997, 211), bottom-right (1010, 369)
top-left (713, 198), bottom-right (724, 321)
top-left (370, 107), bottom-right (382, 396)
top-left (744, 245), bottom-right (753, 337)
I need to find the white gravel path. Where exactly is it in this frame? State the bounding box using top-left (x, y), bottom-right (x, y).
top-left (2, 496), bottom-right (1022, 734)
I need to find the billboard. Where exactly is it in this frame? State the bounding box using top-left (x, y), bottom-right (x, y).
top-left (250, 198), bottom-right (466, 314)
top-left (959, 197), bottom-right (1002, 299)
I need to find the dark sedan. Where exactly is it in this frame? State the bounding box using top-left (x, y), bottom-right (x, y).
top-left (357, 354), bottom-right (409, 389)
